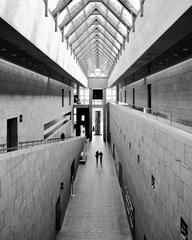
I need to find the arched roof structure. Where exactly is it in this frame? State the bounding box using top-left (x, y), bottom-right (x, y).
top-left (49, 0), bottom-right (140, 78)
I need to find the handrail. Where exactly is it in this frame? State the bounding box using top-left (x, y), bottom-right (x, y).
top-left (0, 136), bottom-right (74, 154)
top-left (115, 102), bottom-right (192, 134)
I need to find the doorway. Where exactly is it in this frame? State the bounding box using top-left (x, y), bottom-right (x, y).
top-left (71, 159), bottom-right (76, 197)
top-left (119, 162), bottom-right (123, 188)
top-left (55, 195), bottom-right (61, 232)
top-left (112, 143), bottom-right (115, 159)
top-left (7, 117), bottom-right (18, 152)
top-left (71, 159), bottom-right (75, 182)
top-left (147, 84), bottom-right (151, 113)
top-left (132, 88), bottom-right (135, 109)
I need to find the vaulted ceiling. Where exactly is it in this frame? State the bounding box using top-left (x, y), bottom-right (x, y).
top-left (50, 0), bottom-right (140, 78)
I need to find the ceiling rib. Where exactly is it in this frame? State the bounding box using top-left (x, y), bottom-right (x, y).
top-left (51, 0), bottom-right (139, 78)
top-left (75, 36), bottom-right (118, 57)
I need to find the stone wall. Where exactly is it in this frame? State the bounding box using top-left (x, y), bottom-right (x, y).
top-left (0, 59), bottom-right (73, 145)
top-left (120, 58), bottom-right (192, 127)
top-left (109, 103), bottom-right (192, 240)
top-left (0, 136), bottom-right (85, 240)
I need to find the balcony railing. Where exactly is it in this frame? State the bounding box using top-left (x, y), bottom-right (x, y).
top-left (116, 102), bottom-right (192, 134)
top-left (0, 136), bottom-right (74, 154)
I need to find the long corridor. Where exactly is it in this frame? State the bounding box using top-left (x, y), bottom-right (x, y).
top-left (57, 136), bottom-right (132, 240)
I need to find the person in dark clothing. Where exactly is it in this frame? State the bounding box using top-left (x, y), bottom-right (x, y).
top-left (99, 151), bottom-right (103, 165)
top-left (95, 150), bottom-right (99, 165)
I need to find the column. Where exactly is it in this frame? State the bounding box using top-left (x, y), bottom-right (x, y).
top-left (103, 88), bottom-right (107, 142)
top-left (89, 88), bottom-right (93, 141)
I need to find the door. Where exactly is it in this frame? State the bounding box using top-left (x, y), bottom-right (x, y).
top-left (71, 160), bottom-right (76, 196)
top-left (7, 117), bottom-right (18, 152)
top-left (71, 159), bottom-right (75, 182)
top-left (112, 143), bottom-right (115, 159)
top-left (132, 88), bottom-right (135, 109)
top-left (147, 84), bottom-right (151, 113)
top-left (55, 195), bottom-right (61, 231)
top-left (119, 162), bottom-right (122, 188)
top-left (124, 90), bottom-right (126, 103)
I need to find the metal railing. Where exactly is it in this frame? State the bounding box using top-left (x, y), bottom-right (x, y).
top-left (116, 102), bottom-right (192, 134)
top-left (0, 136), bottom-right (74, 154)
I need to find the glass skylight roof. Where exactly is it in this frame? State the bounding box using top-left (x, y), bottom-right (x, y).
top-left (50, 0), bottom-right (140, 78)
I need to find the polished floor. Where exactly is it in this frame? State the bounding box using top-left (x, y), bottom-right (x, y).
top-left (57, 136), bottom-right (132, 240)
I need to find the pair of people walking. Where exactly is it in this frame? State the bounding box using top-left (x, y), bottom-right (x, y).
top-left (95, 150), bottom-right (103, 165)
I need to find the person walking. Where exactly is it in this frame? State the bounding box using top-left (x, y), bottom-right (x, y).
top-left (99, 151), bottom-right (103, 165)
top-left (95, 150), bottom-right (99, 165)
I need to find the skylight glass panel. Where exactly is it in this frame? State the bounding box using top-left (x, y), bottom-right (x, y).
top-left (51, 0), bottom-right (139, 77)
top-left (127, 0), bottom-right (140, 11)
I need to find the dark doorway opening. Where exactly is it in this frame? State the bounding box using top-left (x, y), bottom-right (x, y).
top-left (124, 90), bottom-right (126, 103)
top-left (147, 84), bottom-right (151, 113)
top-left (7, 117), bottom-right (18, 152)
top-left (112, 143), bottom-right (115, 159)
top-left (55, 195), bottom-right (61, 232)
top-left (119, 162), bottom-right (122, 188)
top-left (71, 159), bottom-right (75, 196)
top-left (132, 88), bottom-right (135, 109)
top-left (71, 159), bottom-right (75, 182)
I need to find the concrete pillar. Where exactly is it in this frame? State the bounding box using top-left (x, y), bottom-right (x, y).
top-left (106, 103), bottom-right (111, 143)
top-left (103, 88), bottom-right (107, 142)
top-left (89, 89), bottom-right (93, 141)
top-left (95, 111), bottom-right (101, 135)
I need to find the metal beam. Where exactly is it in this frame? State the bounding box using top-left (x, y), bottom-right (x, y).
top-left (75, 35), bottom-right (118, 58)
top-left (80, 50), bottom-right (114, 67)
top-left (78, 49), bottom-right (115, 64)
top-left (65, 9), bottom-right (125, 40)
top-left (81, 56), bottom-right (112, 70)
top-left (59, 0), bottom-right (131, 29)
top-left (80, 48), bottom-right (114, 65)
top-left (79, 48), bottom-right (114, 65)
top-left (117, 0), bottom-right (137, 17)
top-left (76, 38), bottom-right (117, 60)
top-left (72, 24), bottom-right (121, 52)
top-left (72, 22), bottom-right (122, 49)
top-left (79, 44), bottom-right (115, 63)
top-left (75, 36), bottom-right (118, 57)
top-left (52, 0), bottom-right (73, 16)
top-left (70, 17), bottom-right (124, 47)
top-left (74, 28), bottom-right (120, 53)
top-left (77, 42), bottom-right (116, 61)
top-left (82, 58), bottom-right (112, 70)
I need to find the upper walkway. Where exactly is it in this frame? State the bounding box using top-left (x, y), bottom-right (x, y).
top-left (57, 135), bottom-right (132, 240)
